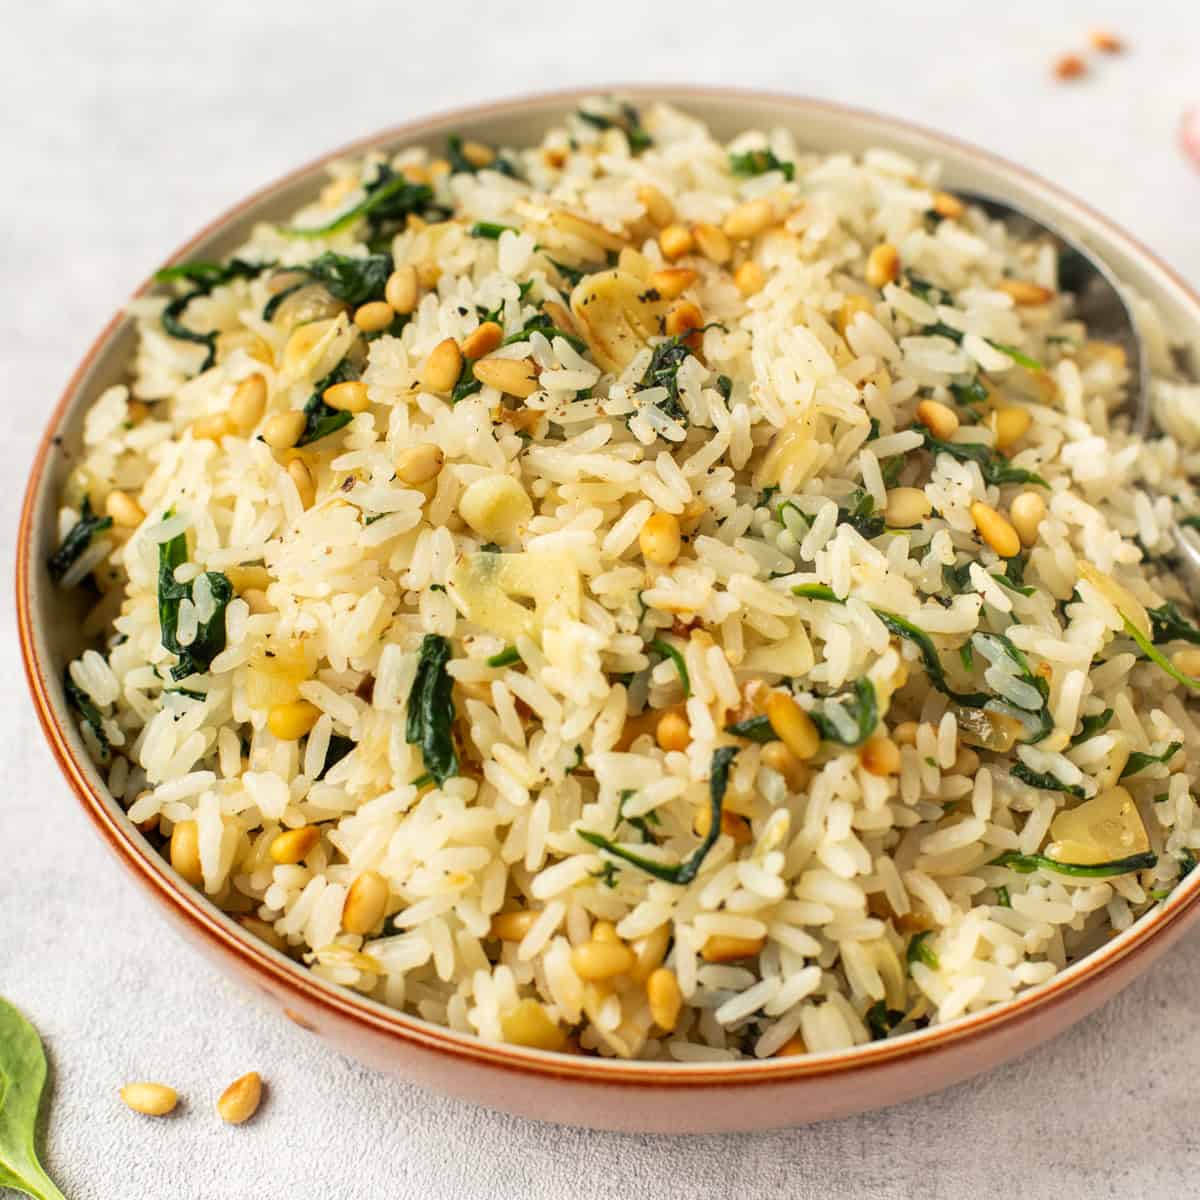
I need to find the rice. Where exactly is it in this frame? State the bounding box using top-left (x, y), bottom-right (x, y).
top-left (48, 97), bottom-right (1200, 1063)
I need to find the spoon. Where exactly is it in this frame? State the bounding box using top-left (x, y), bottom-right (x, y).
top-left (958, 191), bottom-right (1200, 588)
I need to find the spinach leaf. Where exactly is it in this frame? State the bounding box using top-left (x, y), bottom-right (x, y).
top-left (1120, 741), bottom-right (1182, 779)
top-left (156, 257), bottom-right (273, 373)
top-left (989, 341), bottom-right (1044, 372)
top-left (0, 996), bottom-right (68, 1200)
top-left (990, 850), bottom-right (1157, 878)
top-left (810, 678), bottom-right (878, 746)
top-left (503, 311), bottom-right (588, 355)
top-left (297, 357), bottom-right (358, 447)
top-left (65, 670), bottom-right (109, 758)
top-left (547, 258), bottom-right (587, 288)
top-left (994, 885), bottom-right (1011, 908)
top-left (486, 646), bottom-right (521, 668)
top-left (469, 221), bottom-right (518, 240)
top-left (638, 335), bottom-right (694, 424)
top-left (591, 861), bottom-right (620, 889)
top-left (906, 930), bottom-right (940, 971)
top-left (970, 631), bottom-right (1052, 743)
top-left (281, 165), bottom-right (436, 240)
top-left (157, 524), bottom-right (234, 680)
top-left (950, 377), bottom-right (990, 408)
top-left (918, 428), bottom-right (1047, 488)
top-left (284, 251), bottom-right (392, 306)
top-left (792, 583), bottom-right (842, 603)
top-left (577, 747), bottom-right (737, 884)
top-left (876, 610), bottom-right (990, 707)
top-left (405, 634), bottom-right (458, 785)
top-left (757, 484), bottom-right (780, 511)
top-left (316, 734), bottom-right (356, 781)
top-left (47, 495), bottom-right (112, 583)
top-left (838, 490), bottom-right (885, 539)
top-left (616, 789), bottom-right (660, 843)
top-left (866, 1000), bottom-right (905, 1039)
top-left (724, 714), bottom-right (776, 743)
top-left (447, 134), bottom-right (520, 178)
top-left (1070, 707), bottom-right (1113, 746)
top-left (729, 148), bottom-right (795, 181)
top-left (1149, 601), bottom-right (1200, 646)
top-left (577, 103), bottom-right (652, 154)
top-left (1010, 762), bottom-right (1086, 798)
top-left (648, 638), bottom-right (691, 697)
top-left (1122, 613), bottom-right (1200, 693)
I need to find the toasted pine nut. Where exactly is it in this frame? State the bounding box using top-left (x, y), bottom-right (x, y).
top-left (461, 322), bottom-right (504, 360)
top-left (659, 224), bottom-right (694, 260)
top-left (646, 967), bottom-right (683, 1031)
top-left (692, 222), bottom-right (732, 264)
top-left (970, 500), bottom-right (1021, 558)
top-left (997, 279), bottom-right (1055, 306)
top-left (353, 301), bottom-right (395, 333)
top-left (915, 398), bottom-right (959, 440)
top-left (385, 265), bottom-right (420, 314)
top-left (765, 692), bottom-right (820, 760)
top-left (865, 243), bottom-right (901, 289)
top-left (267, 700), bottom-right (321, 741)
top-left (637, 183), bottom-right (675, 228)
top-left (723, 198), bottom-right (774, 241)
top-left (701, 934), bottom-right (765, 963)
top-left (591, 920), bottom-right (620, 944)
top-left (837, 294), bottom-right (875, 334)
top-left (639, 511), bottom-right (682, 565)
top-left (169, 820), bottom-right (203, 886)
top-left (931, 191), bottom-right (965, 219)
top-left (191, 413), bottom-right (232, 441)
top-left (230, 374), bottom-right (268, 431)
top-left (126, 400), bottom-right (151, 424)
top-left (323, 380), bottom-right (370, 413)
top-left (472, 356), bottom-right (540, 398)
top-left (774, 1036), bottom-right (807, 1057)
top-left (892, 721), bottom-right (920, 746)
top-left (1054, 53), bottom-right (1087, 80)
top-left (268, 825), bottom-right (321, 865)
top-left (286, 459), bottom-right (315, 509)
top-left (885, 487), bottom-right (932, 528)
top-left (1172, 648), bottom-right (1200, 677)
top-left (422, 338), bottom-right (463, 393)
top-left (490, 910), bottom-right (538, 941)
top-left (105, 490), bottom-right (145, 528)
top-left (395, 443), bottom-right (444, 485)
top-left (860, 734), bottom-right (901, 776)
top-left (664, 300), bottom-right (704, 338)
top-left (262, 411), bottom-right (306, 451)
top-left (571, 940), bottom-right (635, 981)
top-left (952, 747), bottom-right (980, 775)
top-left (216, 1072), bottom-right (262, 1125)
top-left (760, 740), bottom-right (807, 791)
top-left (120, 1082), bottom-right (178, 1117)
top-left (1010, 491), bottom-right (1046, 547)
top-left (342, 869), bottom-right (389, 935)
top-left (656, 710), bottom-right (691, 752)
top-left (991, 405), bottom-right (1032, 450)
top-left (630, 924), bottom-right (671, 982)
top-left (734, 260), bottom-right (766, 297)
top-left (460, 139), bottom-right (495, 168)
top-left (649, 267), bottom-right (697, 300)
top-left (500, 999), bottom-right (566, 1051)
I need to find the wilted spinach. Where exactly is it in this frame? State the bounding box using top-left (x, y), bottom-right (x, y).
top-left (65, 670), bottom-right (109, 759)
top-left (1149, 601), bottom-right (1200, 646)
top-left (648, 638), bottom-right (691, 697)
top-left (990, 850), bottom-right (1157, 878)
top-left (1121, 741), bottom-right (1182, 779)
top-left (729, 148), bottom-right (795, 181)
top-left (405, 634), bottom-right (458, 785)
top-left (1010, 763), bottom-right (1086, 798)
top-left (157, 523), bottom-right (234, 680)
top-left (577, 103), bottom-right (652, 154)
top-left (281, 164), bottom-right (438, 242)
top-left (47, 495), bottom-right (112, 584)
top-left (297, 357), bottom-right (359, 447)
top-left (447, 134), bottom-right (520, 178)
top-left (1069, 707), bottom-right (1113, 747)
top-left (918, 428), bottom-right (1047, 489)
top-left (809, 678), bottom-right (878, 747)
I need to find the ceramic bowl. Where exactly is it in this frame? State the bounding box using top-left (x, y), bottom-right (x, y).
top-left (18, 86), bottom-right (1200, 1134)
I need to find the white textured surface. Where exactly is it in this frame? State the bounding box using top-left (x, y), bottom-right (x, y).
top-left (3, 2), bottom-right (1200, 1196)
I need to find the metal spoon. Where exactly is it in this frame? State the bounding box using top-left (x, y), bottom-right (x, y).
top-left (958, 191), bottom-right (1200, 588)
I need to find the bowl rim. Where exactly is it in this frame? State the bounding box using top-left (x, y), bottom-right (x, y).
top-left (17, 82), bottom-right (1200, 1087)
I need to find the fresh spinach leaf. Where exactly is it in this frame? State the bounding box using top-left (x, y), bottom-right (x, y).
top-left (405, 634), bottom-right (458, 785)
top-left (648, 638), bottom-right (691, 697)
top-left (990, 850), bottom-right (1157, 877)
top-left (729, 148), bottom-right (795, 181)
top-left (1120, 741), bottom-right (1182, 779)
top-left (47, 495), bottom-right (112, 584)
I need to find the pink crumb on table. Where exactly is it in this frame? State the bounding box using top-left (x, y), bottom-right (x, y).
top-left (1183, 108), bottom-right (1200, 170)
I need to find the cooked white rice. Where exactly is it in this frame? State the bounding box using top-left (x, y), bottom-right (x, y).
top-left (54, 98), bottom-right (1200, 1061)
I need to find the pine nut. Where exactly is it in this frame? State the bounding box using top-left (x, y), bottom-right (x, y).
top-left (571, 940), bottom-right (635, 981)
top-left (342, 869), bottom-right (389, 935)
top-left (774, 1036), bottom-right (807, 1056)
top-left (648, 267), bottom-right (697, 300)
top-left (723, 198), bottom-right (775, 240)
top-left (229, 374), bottom-right (268, 431)
top-left (460, 139), bottom-right (495, 168)
top-left (915, 398), bottom-right (959, 439)
top-left (664, 300), bottom-right (704, 338)
top-left (591, 920), bottom-right (620, 944)
top-left (267, 700), bottom-right (321, 741)
top-left (490, 910), bottom-right (538, 941)
top-left (765, 692), bottom-right (820, 760)
top-left (191, 413), bottom-right (232, 441)
top-left (422, 338), bottom-right (463, 393)
top-left (630, 924), bottom-right (671, 982)
top-left (646, 967), bottom-right (683, 1031)
top-left (931, 191), bottom-right (965, 219)
top-left (500, 999), bottom-right (566, 1051)
top-left (353, 301), bottom-right (395, 333)
top-left (395, 443), bottom-right (444, 485)
top-left (885, 487), bottom-right (932, 528)
top-left (262, 411), bottom-right (306, 450)
top-left (991, 405), bottom-right (1032, 450)
top-left (461, 322), bottom-right (504, 360)
top-left (105, 490), bottom-right (145, 528)
top-left (860, 734), bottom-right (901, 776)
top-left (952, 747), bottom-right (980, 775)
top-left (865, 243), bottom-right (901, 288)
top-left (639, 511), bottom-right (682, 565)
top-left (838, 295), bottom-right (875, 334)
top-left (385, 265), bottom-right (420, 314)
top-left (323, 380), bottom-right (370, 413)
top-left (120, 1082), bottom-right (178, 1117)
top-left (458, 474), bottom-right (533, 542)
top-left (655, 710), bottom-right (691, 752)
top-left (1010, 491), bottom-right (1046, 546)
top-left (997, 279), bottom-right (1055, 306)
top-left (169, 820), bottom-right (203, 886)
top-left (268, 825), bottom-right (321, 864)
top-left (892, 721), bottom-right (920, 746)
top-left (970, 500), bottom-right (1021, 558)
top-left (735, 260), bottom-right (766, 297)
top-left (286, 459), bottom-right (315, 509)
top-left (1172, 648), bottom-right (1200, 677)
top-left (701, 934), bottom-right (765, 963)
top-left (637, 184), bottom-right (674, 228)
top-left (692, 222), bottom-right (731, 264)
top-left (472, 357), bottom-right (539, 398)
top-left (659, 224), bottom-right (694, 260)
top-left (216, 1072), bottom-right (262, 1125)
top-left (760, 740), bottom-right (807, 790)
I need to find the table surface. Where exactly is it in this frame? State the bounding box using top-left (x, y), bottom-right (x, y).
top-left (3, 2), bottom-right (1199, 1196)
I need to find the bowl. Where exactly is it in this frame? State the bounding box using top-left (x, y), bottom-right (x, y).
top-left (18, 85), bottom-right (1200, 1133)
